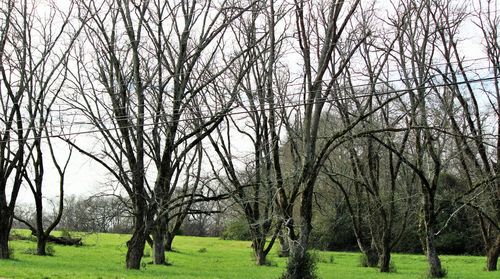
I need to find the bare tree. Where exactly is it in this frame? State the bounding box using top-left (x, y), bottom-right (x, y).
top-left (320, 6), bottom-right (416, 271)
top-left (69, 0), bottom-right (256, 269)
top-left (272, 1), bottom-right (384, 278)
top-left (12, 1), bottom-right (84, 255)
top-left (205, 0), bottom-right (289, 265)
top-left (378, 0), bottom-right (460, 276)
top-left (0, 0), bottom-right (25, 259)
top-left (431, 0), bottom-right (500, 271)
top-left (0, 0), bottom-right (84, 258)
top-left (326, 88), bottom-right (416, 272)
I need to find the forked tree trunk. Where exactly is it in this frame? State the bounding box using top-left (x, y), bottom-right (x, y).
top-left (486, 235), bottom-right (500, 271)
top-left (253, 238), bottom-right (267, 266)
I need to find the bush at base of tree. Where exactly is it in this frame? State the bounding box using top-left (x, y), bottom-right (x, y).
top-left (280, 251), bottom-right (318, 279)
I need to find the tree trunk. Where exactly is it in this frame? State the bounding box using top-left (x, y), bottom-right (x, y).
top-left (253, 239), bottom-right (267, 266)
top-left (0, 227), bottom-right (9, 259)
top-left (285, 234), bottom-right (314, 279)
top-left (378, 232), bottom-right (392, 272)
top-left (278, 232), bottom-right (289, 257)
top-left (165, 232), bottom-right (174, 252)
top-left (423, 194), bottom-right (444, 278)
top-left (126, 228), bottom-right (147, 269)
top-left (379, 245), bottom-right (391, 272)
top-left (486, 235), bottom-right (500, 271)
top-left (356, 237), bottom-right (378, 267)
top-left (35, 196), bottom-right (46, 256)
top-left (37, 233), bottom-right (47, 256)
top-left (152, 217), bottom-right (167, 265)
top-left (364, 245), bottom-right (379, 268)
top-left (425, 228), bottom-right (444, 277)
top-left (0, 212), bottom-right (11, 259)
top-left (284, 184), bottom-right (315, 279)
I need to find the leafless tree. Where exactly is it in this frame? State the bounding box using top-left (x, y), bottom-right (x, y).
top-left (205, 0), bottom-right (289, 265)
top-left (273, 1), bottom-right (401, 278)
top-left (320, 6), bottom-right (417, 271)
top-left (69, 0), bottom-right (256, 269)
top-left (431, 0), bottom-right (500, 271)
top-left (376, 0), bottom-right (462, 276)
top-left (0, 0), bottom-right (84, 258)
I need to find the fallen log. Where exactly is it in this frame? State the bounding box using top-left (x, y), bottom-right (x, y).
top-left (46, 235), bottom-right (82, 246)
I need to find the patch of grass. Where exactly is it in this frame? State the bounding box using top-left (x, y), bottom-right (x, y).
top-left (0, 229), bottom-right (497, 278)
top-left (197, 247), bottom-right (207, 253)
top-left (318, 254), bottom-right (334, 264)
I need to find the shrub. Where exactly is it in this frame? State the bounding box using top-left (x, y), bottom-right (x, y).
top-left (220, 218), bottom-right (251, 241)
top-left (280, 251), bottom-right (318, 279)
top-left (22, 247), bottom-right (37, 255)
top-left (46, 245), bottom-right (55, 256)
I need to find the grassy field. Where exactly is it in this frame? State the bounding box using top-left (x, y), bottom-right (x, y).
top-left (0, 230), bottom-right (498, 279)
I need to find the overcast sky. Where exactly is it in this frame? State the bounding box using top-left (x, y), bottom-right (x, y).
top-left (12, 0), bottom-right (494, 205)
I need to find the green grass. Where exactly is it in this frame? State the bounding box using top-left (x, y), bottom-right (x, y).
top-left (0, 230), bottom-right (497, 278)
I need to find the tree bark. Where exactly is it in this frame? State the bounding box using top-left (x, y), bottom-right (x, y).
top-left (425, 220), bottom-right (444, 277)
top-left (284, 182), bottom-right (315, 279)
top-left (354, 231), bottom-right (378, 267)
top-left (285, 232), bottom-right (314, 279)
top-left (486, 235), bottom-right (500, 271)
top-left (0, 213), bottom-right (10, 259)
top-left (35, 195), bottom-right (47, 256)
top-left (253, 238), bottom-right (266, 266)
top-left (420, 191), bottom-right (444, 278)
top-left (278, 232), bottom-right (289, 257)
top-left (165, 231), bottom-right (174, 252)
top-left (126, 226), bottom-right (147, 269)
top-left (152, 216), bottom-right (167, 265)
top-left (363, 244), bottom-right (379, 268)
top-left (152, 231), bottom-right (165, 265)
top-left (36, 233), bottom-right (47, 256)
top-left (379, 240), bottom-right (391, 273)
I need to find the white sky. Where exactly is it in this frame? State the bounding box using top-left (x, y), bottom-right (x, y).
top-left (10, 0), bottom-right (498, 204)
